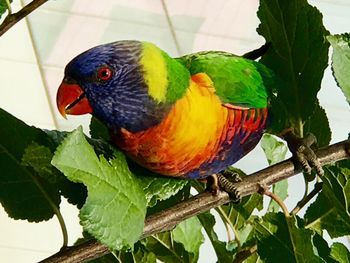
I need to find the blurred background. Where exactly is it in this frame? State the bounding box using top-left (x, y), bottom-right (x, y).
top-left (0, 0), bottom-right (349, 262)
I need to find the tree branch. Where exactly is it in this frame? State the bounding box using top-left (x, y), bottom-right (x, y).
top-left (0, 0), bottom-right (48, 37)
top-left (40, 139), bottom-right (350, 263)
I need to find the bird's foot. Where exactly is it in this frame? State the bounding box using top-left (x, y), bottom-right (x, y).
top-left (206, 174), bottom-right (220, 195)
top-left (282, 130), bottom-right (324, 177)
top-left (206, 170), bottom-right (243, 201)
top-left (216, 172), bottom-right (242, 202)
top-left (220, 169), bottom-right (243, 183)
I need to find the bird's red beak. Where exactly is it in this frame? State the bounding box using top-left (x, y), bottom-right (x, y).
top-left (56, 81), bottom-right (93, 118)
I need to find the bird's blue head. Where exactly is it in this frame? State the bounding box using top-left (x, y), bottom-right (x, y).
top-left (57, 40), bottom-right (187, 132)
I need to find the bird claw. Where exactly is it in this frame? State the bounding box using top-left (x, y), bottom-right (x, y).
top-left (216, 172), bottom-right (242, 202)
top-left (220, 169), bottom-right (243, 183)
top-left (205, 172), bottom-right (242, 201)
top-left (283, 131), bottom-right (324, 177)
top-left (206, 174), bottom-right (219, 195)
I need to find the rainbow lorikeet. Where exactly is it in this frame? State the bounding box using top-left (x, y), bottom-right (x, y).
top-left (56, 40), bottom-right (322, 189)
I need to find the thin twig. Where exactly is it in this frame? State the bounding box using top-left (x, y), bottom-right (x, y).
top-left (39, 139), bottom-right (350, 263)
top-left (259, 186), bottom-right (290, 217)
top-left (302, 178), bottom-right (309, 199)
top-left (0, 0), bottom-right (48, 37)
top-left (290, 182), bottom-right (323, 215)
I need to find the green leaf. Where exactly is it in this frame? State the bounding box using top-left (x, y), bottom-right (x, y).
top-left (312, 234), bottom-right (337, 263)
top-left (22, 139), bottom-right (87, 209)
top-left (0, 108), bottom-right (60, 222)
top-left (268, 180), bottom-right (288, 213)
top-left (304, 103), bottom-right (331, 147)
top-left (137, 174), bottom-right (188, 207)
top-left (328, 33), bottom-right (350, 104)
top-left (173, 216), bottom-right (204, 256)
top-left (261, 134), bottom-right (288, 165)
top-left (0, 0), bottom-right (12, 19)
top-left (21, 142), bottom-right (60, 183)
top-left (228, 193), bottom-right (263, 231)
top-left (52, 127), bottom-right (147, 250)
top-left (243, 253), bottom-right (263, 263)
top-left (58, 177), bottom-right (87, 209)
top-left (304, 164), bottom-right (350, 238)
top-left (254, 213), bottom-right (324, 263)
top-left (132, 247), bottom-right (157, 263)
top-left (330, 243), bottom-right (350, 263)
top-left (304, 194), bottom-right (333, 233)
top-left (261, 134), bottom-right (288, 213)
top-left (198, 212), bottom-right (234, 262)
top-left (143, 232), bottom-right (194, 263)
top-left (90, 116), bottom-right (109, 141)
top-left (44, 129), bottom-right (68, 146)
top-left (146, 184), bottom-right (190, 216)
top-left (90, 116), bottom-right (189, 208)
top-left (257, 0), bottom-right (329, 133)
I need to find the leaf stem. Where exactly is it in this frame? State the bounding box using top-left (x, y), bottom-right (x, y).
top-left (222, 220), bottom-right (232, 242)
top-left (31, 174), bottom-right (69, 247)
top-left (192, 181), bottom-right (240, 245)
top-left (116, 251), bottom-right (122, 263)
top-left (0, 144), bottom-right (68, 247)
top-left (216, 206), bottom-right (241, 246)
top-left (302, 178), bottom-right (309, 199)
top-left (111, 251), bottom-right (121, 262)
top-left (290, 182), bottom-right (323, 215)
top-left (130, 251), bottom-right (136, 263)
top-left (5, 0), bottom-right (12, 14)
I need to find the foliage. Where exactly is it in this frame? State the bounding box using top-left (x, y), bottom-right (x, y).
top-left (305, 162), bottom-right (350, 238)
top-left (1, 0), bottom-right (350, 262)
top-left (172, 216), bottom-right (204, 257)
top-left (330, 243), bottom-right (350, 263)
top-left (0, 108), bottom-right (86, 222)
top-left (261, 134), bottom-right (288, 212)
top-left (328, 33), bottom-right (350, 105)
top-left (0, 0), bottom-right (12, 19)
top-left (257, 0), bottom-right (330, 138)
top-left (52, 128), bottom-right (147, 250)
top-left (255, 212), bottom-right (334, 263)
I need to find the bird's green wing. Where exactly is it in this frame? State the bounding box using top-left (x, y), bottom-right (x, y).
top-left (176, 51), bottom-right (273, 108)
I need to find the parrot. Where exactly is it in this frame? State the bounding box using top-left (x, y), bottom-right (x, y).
top-left (56, 40), bottom-right (322, 192)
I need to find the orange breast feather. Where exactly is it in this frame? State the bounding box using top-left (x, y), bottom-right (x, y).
top-left (115, 73), bottom-right (267, 178)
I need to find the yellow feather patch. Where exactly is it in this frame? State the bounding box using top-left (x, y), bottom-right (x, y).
top-left (166, 75), bottom-right (227, 163)
top-left (140, 42), bottom-right (168, 102)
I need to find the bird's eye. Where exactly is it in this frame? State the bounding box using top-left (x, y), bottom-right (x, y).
top-left (97, 67), bottom-right (113, 81)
